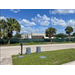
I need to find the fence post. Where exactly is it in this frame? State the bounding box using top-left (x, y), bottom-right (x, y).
top-left (18, 43), bottom-right (24, 58)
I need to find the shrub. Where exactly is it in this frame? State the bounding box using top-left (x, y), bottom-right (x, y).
top-left (29, 42), bottom-right (34, 45)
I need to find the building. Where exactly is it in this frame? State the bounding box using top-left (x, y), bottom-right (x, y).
top-left (21, 33), bottom-right (45, 39)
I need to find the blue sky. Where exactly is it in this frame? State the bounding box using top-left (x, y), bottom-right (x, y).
top-left (1, 9), bottom-right (75, 35)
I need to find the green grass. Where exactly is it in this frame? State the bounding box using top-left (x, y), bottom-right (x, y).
top-left (12, 48), bottom-right (75, 65)
top-left (1, 42), bottom-right (46, 46)
top-left (1, 41), bottom-right (75, 46)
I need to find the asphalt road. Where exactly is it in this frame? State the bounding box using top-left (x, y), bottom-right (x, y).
top-left (0, 43), bottom-right (75, 65)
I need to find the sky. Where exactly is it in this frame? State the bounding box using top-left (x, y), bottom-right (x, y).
top-left (1, 9), bottom-right (75, 35)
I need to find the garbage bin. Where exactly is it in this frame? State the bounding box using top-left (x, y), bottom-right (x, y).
top-left (36, 46), bottom-right (41, 53)
top-left (25, 47), bottom-right (31, 55)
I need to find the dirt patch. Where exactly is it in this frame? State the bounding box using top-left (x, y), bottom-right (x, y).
top-left (43, 51), bottom-right (46, 53)
top-left (53, 58), bottom-right (68, 64)
top-left (53, 60), bottom-right (60, 64)
top-left (12, 57), bottom-right (17, 59)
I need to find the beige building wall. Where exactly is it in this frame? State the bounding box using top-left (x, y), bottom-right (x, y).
top-left (21, 33), bottom-right (45, 39)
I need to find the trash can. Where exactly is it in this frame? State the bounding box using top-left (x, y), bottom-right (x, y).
top-left (36, 46), bottom-right (41, 53)
top-left (25, 47), bottom-right (31, 55)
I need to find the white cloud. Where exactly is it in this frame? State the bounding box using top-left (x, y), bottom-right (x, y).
top-left (21, 19), bottom-right (36, 26)
top-left (37, 14), bottom-right (41, 18)
top-left (0, 16), bottom-right (7, 21)
top-left (51, 17), bottom-right (75, 27)
top-left (10, 9), bottom-right (20, 13)
top-left (66, 19), bottom-right (75, 28)
top-left (49, 9), bottom-right (75, 14)
top-left (31, 14), bottom-right (50, 26)
top-left (20, 25), bottom-right (44, 33)
top-left (51, 17), bottom-right (66, 27)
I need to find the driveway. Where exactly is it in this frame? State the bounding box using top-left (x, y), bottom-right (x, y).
top-left (0, 43), bottom-right (75, 65)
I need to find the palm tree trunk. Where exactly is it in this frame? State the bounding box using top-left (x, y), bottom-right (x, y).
top-left (50, 34), bottom-right (52, 43)
top-left (69, 34), bottom-right (70, 42)
top-left (8, 30), bottom-right (12, 44)
top-left (0, 29), bottom-right (1, 38)
top-left (8, 37), bottom-right (11, 44)
top-left (50, 37), bottom-right (52, 42)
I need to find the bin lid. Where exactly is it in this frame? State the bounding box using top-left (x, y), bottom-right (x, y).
top-left (40, 56), bottom-right (46, 58)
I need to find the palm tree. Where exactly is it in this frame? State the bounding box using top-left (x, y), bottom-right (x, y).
top-left (56, 33), bottom-right (68, 39)
top-left (14, 32), bottom-right (21, 38)
top-left (72, 32), bottom-right (75, 41)
top-left (65, 26), bottom-right (73, 42)
top-left (6, 18), bottom-right (21, 44)
top-left (72, 32), bottom-right (75, 36)
top-left (45, 27), bottom-right (57, 42)
top-left (0, 19), bottom-right (7, 38)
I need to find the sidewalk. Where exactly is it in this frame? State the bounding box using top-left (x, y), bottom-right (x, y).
top-left (1, 57), bottom-right (12, 65)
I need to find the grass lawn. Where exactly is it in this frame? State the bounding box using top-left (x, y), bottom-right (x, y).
top-left (1, 41), bottom-right (75, 46)
top-left (1, 42), bottom-right (46, 46)
top-left (12, 48), bottom-right (75, 65)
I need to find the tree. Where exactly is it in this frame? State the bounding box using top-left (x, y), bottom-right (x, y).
top-left (45, 29), bottom-right (49, 37)
top-left (55, 33), bottom-right (68, 39)
top-left (6, 18), bottom-right (21, 44)
top-left (65, 26), bottom-right (73, 42)
top-left (72, 32), bottom-right (75, 41)
top-left (72, 32), bottom-right (75, 37)
top-left (45, 27), bottom-right (57, 42)
top-left (13, 32), bottom-right (21, 38)
top-left (0, 19), bottom-right (7, 38)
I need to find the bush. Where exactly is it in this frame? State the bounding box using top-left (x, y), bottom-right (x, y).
top-left (10, 38), bottom-right (19, 44)
top-left (29, 42), bottom-right (34, 45)
top-left (0, 39), bottom-right (4, 45)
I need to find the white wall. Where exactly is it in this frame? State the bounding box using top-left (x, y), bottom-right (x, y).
top-left (32, 33), bottom-right (45, 37)
top-left (21, 33), bottom-right (45, 39)
top-left (28, 35), bottom-right (32, 39)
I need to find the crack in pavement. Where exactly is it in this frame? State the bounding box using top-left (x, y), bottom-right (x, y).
top-left (1, 57), bottom-right (12, 65)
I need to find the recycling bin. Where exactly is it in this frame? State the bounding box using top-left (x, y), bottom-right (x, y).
top-left (36, 46), bottom-right (41, 53)
top-left (25, 47), bottom-right (31, 55)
